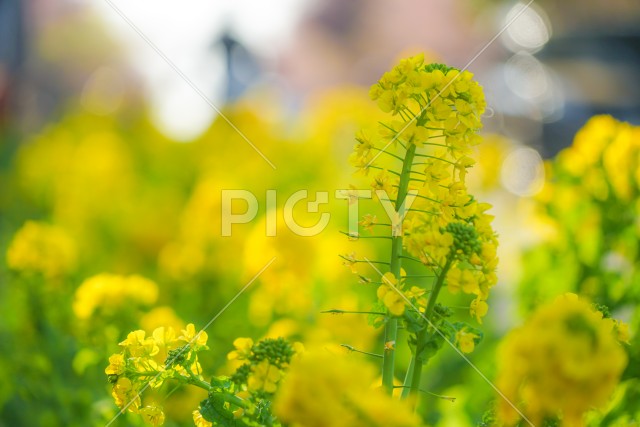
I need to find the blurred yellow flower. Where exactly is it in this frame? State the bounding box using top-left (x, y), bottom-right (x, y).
top-left (179, 324), bottom-right (208, 348)
top-left (104, 354), bottom-right (125, 376)
top-left (140, 405), bottom-right (165, 426)
top-left (6, 220), bottom-right (77, 278)
top-left (274, 352), bottom-right (421, 427)
top-left (377, 273), bottom-right (405, 316)
top-left (227, 338), bottom-right (254, 361)
top-left (248, 360), bottom-right (281, 393)
top-left (496, 293), bottom-right (628, 426)
top-left (455, 329), bottom-right (478, 354)
top-left (111, 377), bottom-right (140, 412)
top-left (192, 409), bottom-right (212, 427)
top-left (73, 273), bottom-right (158, 320)
top-left (446, 267), bottom-right (479, 295)
top-left (140, 306), bottom-right (185, 334)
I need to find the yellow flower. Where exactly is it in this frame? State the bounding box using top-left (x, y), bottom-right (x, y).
top-left (111, 377), bottom-right (140, 412)
top-left (404, 286), bottom-right (427, 309)
top-left (192, 409), bottom-right (213, 427)
top-left (105, 354), bottom-right (125, 376)
top-left (152, 326), bottom-right (179, 357)
top-left (227, 337), bottom-right (254, 361)
top-left (371, 169), bottom-right (395, 196)
top-left (248, 360), bottom-right (281, 393)
top-left (6, 221), bottom-right (77, 278)
top-left (73, 273), bottom-right (158, 320)
top-left (119, 330), bottom-right (159, 358)
top-left (291, 341), bottom-right (305, 363)
top-left (377, 273), bottom-right (405, 316)
top-left (455, 329), bottom-right (478, 354)
top-left (469, 298), bottom-right (489, 324)
top-left (179, 323), bottom-right (208, 348)
top-left (496, 294), bottom-right (628, 426)
top-left (423, 226), bottom-right (454, 265)
top-left (609, 319), bottom-right (631, 344)
top-left (140, 405), bottom-right (165, 426)
top-left (140, 306), bottom-right (185, 334)
top-left (446, 267), bottom-right (480, 295)
top-left (359, 214), bottom-right (378, 233)
top-left (274, 351), bottom-right (421, 427)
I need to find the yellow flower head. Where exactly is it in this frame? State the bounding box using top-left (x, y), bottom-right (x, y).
top-left (496, 293), bottom-right (628, 426)
top-left (140, 405), bottom-right (165, 426)
top-left (6, 221), bottom-right (77, 278)
top-left (192, 409), bottom-right (213, 427)
top-left (105, 353), bottom-right (126, 376)
top-left (111, 377), bottom-right (140, 412)
top-left (119, 330), bottom-right (159, 358)
top-left (377, 273), bottom-right (405, 316)
top-left (179, 323), bottom-right (208, 348)
top-left (227, 337), bottom-right (254, 361)
top-left (455, 329), bottom-right (479, 354)
top-left (248, 360), bottom-right (281, 394)
top-left (274, 352), bottom-right (421, 427)
top-left (73, 273), bottom-right (158, 320)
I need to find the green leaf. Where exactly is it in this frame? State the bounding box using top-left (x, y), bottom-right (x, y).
top-left (419, 332), bottom-right (445, 363)
top-left (403, 307), bottom-right (425, 334)
top-left (199, 394), bottom-right (248, 427)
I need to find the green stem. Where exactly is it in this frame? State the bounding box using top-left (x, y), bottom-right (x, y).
top-left (401, 358), bottom-right (416, 399)
top-left (406, 257), bottom-right (453, 405)
top-left (382, 143), bottom-right (417, 394)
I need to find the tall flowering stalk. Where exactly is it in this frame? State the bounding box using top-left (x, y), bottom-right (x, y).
top-left (343, 54), bottom-right (498, 406)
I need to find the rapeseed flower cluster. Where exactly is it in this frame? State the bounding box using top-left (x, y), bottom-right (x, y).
top-left (496, 294), bottom-right (628, 426)
top-left (274, 352), bottom-right (421, 427)
top-left (342, 54), bottom-right (497, 402)
top-left (107, 324), bottom-right (302, 427)
top-left (349, 54), bottom-right (497, 324)
top-left (106, 323), bottom-right (208, 425)
top-left (6, 221), bottom-right (77, 278)
top-left (73, 273), bottom-right (159, 320)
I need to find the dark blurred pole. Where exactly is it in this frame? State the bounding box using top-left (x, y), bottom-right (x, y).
top-left (216, 29), bottom-right (260, 103)
top-left (0, 0), bottom-right (25, 126)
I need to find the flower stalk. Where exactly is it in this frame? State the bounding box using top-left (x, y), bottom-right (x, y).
top-left (382, 143), bottom-right (416, 393)
top-left (405, 256), bottom-right (453, 403)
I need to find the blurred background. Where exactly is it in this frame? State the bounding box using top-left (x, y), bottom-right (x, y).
top-left (2, 0), bottom-right (640, 426)
top-left (2, 0), bottom-right (639, 147)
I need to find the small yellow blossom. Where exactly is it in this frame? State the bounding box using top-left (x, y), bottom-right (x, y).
top-left (119, 330), bottom-right (159, 358)
top-left (455, 329), bottom-right (479, 354)
top-left (227, 337), bottom-right (254, 361)
top-left (73, 273), bottom-right (158, 320)
top-left (6, 221), bottom-right (77, 277)
top-left (377, 273), bottom-right (405, 316)
top-left (179, 323), bottom-right (208, 348)
top-left (496, 293), bottom-right (628, 426)
top-left (140, 405), bottom-right (165, 426)
top-left (105, 354), bottom-right (125, 376)
top-left (111, 377), bottom-right (140, 412)
top-left (470, 298), bottom-right (489, 324)
top-left (446, 267), bottom-right (480, 295)
top-left (359, 214), bottom-right (378, 233)
top-left (248, 360), bottom-right (281, 394)
top-left (274, 352), bottom-right (421, 427)
top-left (192, 409), bottom-right (213, 427)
